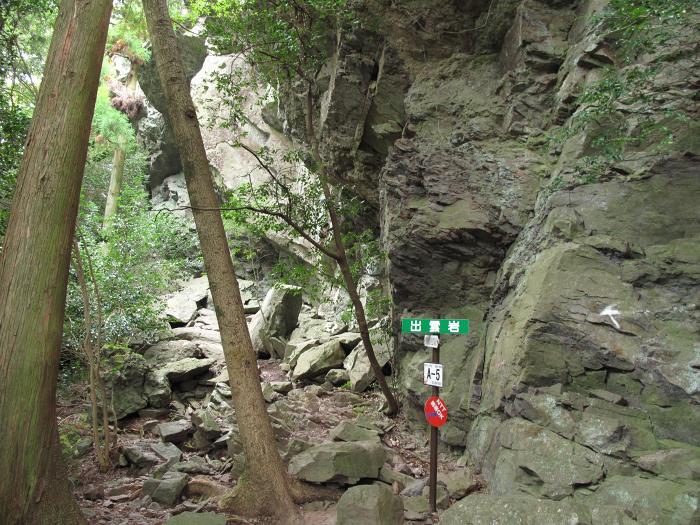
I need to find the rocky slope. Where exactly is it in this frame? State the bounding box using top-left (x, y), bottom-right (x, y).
top-left (279, 0), bottom-right (700, 523)
top-left (132, 0), bottom-right (700, 522)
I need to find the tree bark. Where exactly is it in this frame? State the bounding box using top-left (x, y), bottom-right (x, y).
top-left (0, 0), bottom-right (113, 523)
top-left (304, 86), bottom-right (399, 415)
top-left (102, 143), bottom-right (126, 227)
top-left (141, 0), bottom-right (302, 521)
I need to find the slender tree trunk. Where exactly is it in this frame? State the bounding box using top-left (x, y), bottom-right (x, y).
top-left (102, 61), bottom-right (137, 228)
top-left (102, 143), bottom-right (126, 227)
top-left (141, 0), bottom-right (302, 521)
top-left (0, 0), bottom-right (112, 523)
top-left (72, 240), bottom-right (110, 471)
top-left (303, 86), bottom-right (399, 415)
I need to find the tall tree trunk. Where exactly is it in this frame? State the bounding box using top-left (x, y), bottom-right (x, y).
top-left (304, 86), bottom-right (399, 416)
top-left (102, 142), bottom-right (126, 227)
top-left (141, 1), bottom-right (302, 521)
top-left (0, 0), bottom-right (113, 523)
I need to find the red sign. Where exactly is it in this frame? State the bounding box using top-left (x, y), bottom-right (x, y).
top-left (424, 396), bottom-right (448, 427)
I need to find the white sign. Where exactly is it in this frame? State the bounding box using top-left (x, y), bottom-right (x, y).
top-left (424, 362), bottom-right (443, 387)
top-left (424, 335), bottom-right (439, 348)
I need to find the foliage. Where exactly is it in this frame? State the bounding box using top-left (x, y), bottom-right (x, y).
top-left (63, 146), bottom-right (199, 355)
top-left (550, 0), bottom-right (698, 184)
top-left (0, 0), bottom-right (57, 240)
top-left (191, 0), bottom-right (348, 85)
top-left (0, 93), bottom-right (30, 238)
top-left (222, 159), bottom-right (386, 319)
top-left (0, 0), bottom-right (57, 107)
top-left (92, 85), bottom-right (137, 150)
top-left (599, 0), bottom-right (697, 62)
top-left (109, 0), bottom-right (151, 63)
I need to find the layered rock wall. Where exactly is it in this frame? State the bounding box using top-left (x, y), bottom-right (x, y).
top-left (297, 0), bottom-right (700, 521)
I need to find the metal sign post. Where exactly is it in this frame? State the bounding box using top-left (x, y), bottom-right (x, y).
top-left (429, 340), bottom-right (439, 512)
top-left (403, 318), bottom-right (468, 514)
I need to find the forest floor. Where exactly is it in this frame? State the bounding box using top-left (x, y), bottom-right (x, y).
top-left (58, 358), bottom-right (474, 525)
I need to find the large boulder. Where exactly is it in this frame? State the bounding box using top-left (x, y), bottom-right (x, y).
top-left (330, 421), bottom-right (381, 442)
top-left (291, 340), bottom-right (346, 381)
top-left (343, 339), bottom-right (391, 392)
top-left (250, 285), bottom-right (303, 358)
top-left (164, 276), bottom-right (210, 325)
top-left (288, 440), bottom-right (385, 484)
top-left (142, 471), bottom-right (188, 506)
top-left (336, 484), bottom-right (404, 525)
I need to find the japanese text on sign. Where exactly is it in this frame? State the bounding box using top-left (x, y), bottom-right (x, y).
top-left (401, 318), bottom-right (469, 334)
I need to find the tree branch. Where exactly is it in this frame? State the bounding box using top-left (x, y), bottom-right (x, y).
top-left (160, 204), bottom-right (340, 260)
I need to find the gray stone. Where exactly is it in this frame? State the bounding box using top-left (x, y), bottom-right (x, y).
top-left (157, 420), bottom-right (194, 443)
top-left (579, 475), bottom-right (700, 524)
top-left (329, 332), bottom-right (362, 351)
top-left (283, 340), bottom-right (318, 368)
top-left (164, 276), bottom-right (210, 325)
top-left (326, 368), bottom-right (350, 386)
top-left (270, 381), bottom-right (293, 394)
top-left (142, 471), bottom-right (188, 506)
top-left (329, 421), bottom-right (381, 442)
top-left (150, 442), bottom-right (182, 463)
top-left (160, 357), bottom-right (215, 383)
top-left (439, 469), bottom-right (479, 499)
top-left (379, 466), bottom-right (415, 492)
top-left (171, 456), bottom-right (213, 475)
top-left (73, 437), bottom-right (93, 458)
top-left (249, 285), bottom-right (303, 358)
top-left (291, 340), bottom-right (346, 381)
top-left (288, 440), bottom-right (386, 484)
top-left (164, 512), bottom-right (227, 525)
top-left (440, 495), bottom-right (583, 525)
top-left (490, 418), bottom-right (605, 499)
top-left (261, 381), bottom-right (283, 403)
top-left (191, 408), bottom-right (222, 440)
top-left (590, 389), bottom-right (626, 405)
top-left (336, 484), bottom-right (404, 525)
top-left (123, 444), bottom-right (159, 468)
top-left (343, 340), bottom-right (391, 392)
top-left (201, 369), bottom-right (229, 386)
top-left (400, 478), bottom-right (428, 497)
top-left (636, 448), bottom-right (700, 481)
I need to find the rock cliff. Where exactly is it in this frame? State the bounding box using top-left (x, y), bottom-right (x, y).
top-left (281, 0), bottom-right (700, 522)
top-left (135, 1), bottom-right (700, 521)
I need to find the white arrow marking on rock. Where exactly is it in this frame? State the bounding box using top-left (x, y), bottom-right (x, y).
top-left (600, 304), bottom-right (621, 329)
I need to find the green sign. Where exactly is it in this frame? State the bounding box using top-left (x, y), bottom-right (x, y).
top-left (401, 318), bottom-right (469, 335)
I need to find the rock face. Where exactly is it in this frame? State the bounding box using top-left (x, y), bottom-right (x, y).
top-left (137, 32), bottom-right (207, 190)
top-left (269, 0), bottom-right (700, 522)
top-left (131, 0), bottom-right (700, 521)
top-left (440, 495), bottom-right (582, 525)
top-left (336, 484), bottom-right (404, 525)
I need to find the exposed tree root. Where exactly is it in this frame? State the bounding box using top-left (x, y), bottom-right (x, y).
top-left (185, 476), bottom-right (228, 499)
top-left (218, 473), bottom-right (304, 524)
top-left (288, 479), bottom-right (344, 504)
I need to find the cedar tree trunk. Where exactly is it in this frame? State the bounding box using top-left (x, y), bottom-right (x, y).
top-left (0, 0), bottom-right (113, 523)
top-left (141, 0), bottom-right (302, 521)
